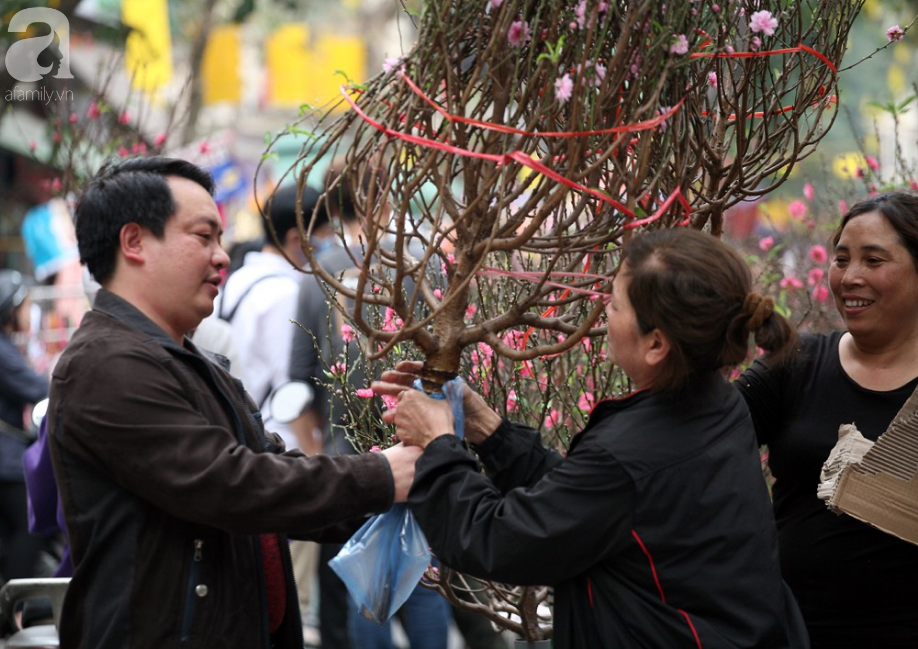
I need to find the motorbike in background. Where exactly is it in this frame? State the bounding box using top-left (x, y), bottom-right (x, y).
top-left (0, 577), bottom-right (68, 648)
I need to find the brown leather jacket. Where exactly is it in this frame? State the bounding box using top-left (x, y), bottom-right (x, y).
top-left (49, 290), bottom-right (393, 648)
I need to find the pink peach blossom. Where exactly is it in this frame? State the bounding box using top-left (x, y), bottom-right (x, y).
top-left (812, 285), bottom-right (830, 303)
top-left (809, 244), bottom-right (827, 263)
top-left (508, 20), bottom-right (532, 47)
top-left (887, 25), bottom-right (905, 42)
top-left (554, 74), bottom-right (573, 104)
top-left (780, 276), bottom-right (804, 291)
top-left (788, 200), bottom-right (806, 220)
top-left (669, 34), bottom-right (689, 55)
top-left (382, 57), bottom-right (404, 73)
top-left (749, 10), bottom-right (778, 36)
top-left (807, 268), bottom-right (825, 286)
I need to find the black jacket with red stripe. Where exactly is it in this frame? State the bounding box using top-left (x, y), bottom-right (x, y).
top-left (409, 373), bottom-right (809, 648)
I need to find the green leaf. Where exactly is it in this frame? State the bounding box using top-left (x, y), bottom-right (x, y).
top-left (286, 127), bottom-right (317, 140)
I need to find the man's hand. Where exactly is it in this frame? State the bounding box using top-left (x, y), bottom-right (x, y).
top-left (380, 443), bottom-right (422, 503)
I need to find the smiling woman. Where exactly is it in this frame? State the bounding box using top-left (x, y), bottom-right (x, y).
top-left (737, 190), bottom-right (918, 648)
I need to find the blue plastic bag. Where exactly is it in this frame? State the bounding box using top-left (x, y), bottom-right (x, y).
top-left (329, 377), bottom-right (466, 624)
top-left (329, 503), bottom-right (431, 623)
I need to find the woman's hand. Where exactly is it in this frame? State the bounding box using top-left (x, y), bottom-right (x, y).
top-left (462, 389), bottom-right (503, 445)
top-left (389, 390), bottom-right (455, 449)
top-left (371, 361), bottom-right (502, 446)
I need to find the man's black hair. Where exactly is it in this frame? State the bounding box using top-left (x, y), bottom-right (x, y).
top-left (265, 184), bottom-right (330, 245)
top-left (75, 157), bottom-right (215, 285)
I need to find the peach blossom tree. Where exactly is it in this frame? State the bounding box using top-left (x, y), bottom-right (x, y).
top-left (267, 0), bottom-right (864, 640)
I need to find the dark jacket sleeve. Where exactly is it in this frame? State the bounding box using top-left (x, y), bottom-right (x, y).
top-left (51, 342), bottom-right (393, 537)
top-left (734, 357), bottom-right (787, 447)
top-left (472, 419), bottom-right (564, 493)
top-left (409, 433), bottom-right (634, 586)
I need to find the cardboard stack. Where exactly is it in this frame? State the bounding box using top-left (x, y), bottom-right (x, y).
top-left (820, 387), bottom-right (918, 547)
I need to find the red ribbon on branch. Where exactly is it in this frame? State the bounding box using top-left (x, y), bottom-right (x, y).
top-left (690, 43), bottom-right (837, 74)
top-left (690, 42), bottom-right (838, 120)
top-left (340, 88), bottom-right (690, 229)
top-left (398, 71), bottom-right (684, 139)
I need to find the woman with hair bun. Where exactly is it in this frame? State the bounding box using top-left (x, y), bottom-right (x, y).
top-left (373, 228), bottom-right (808, 648)
top-left (738, 190), bottom-right (918, 648)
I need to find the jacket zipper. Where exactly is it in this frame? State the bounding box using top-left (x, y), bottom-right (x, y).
top-left (180, 538), bottom-right (204, 643)
top-left (187, 350), bottom-right (285, 648)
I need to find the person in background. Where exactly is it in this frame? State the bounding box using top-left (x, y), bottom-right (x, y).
top-left (212, 181), bottom-right (330, 639)
top-left (374, 228), bottom-right (808, 648)
top-left (47, 156), bottom-right (419, 649)
top-left (290, 168), bottom-right (456, 649)
top-left (214, 182), bottom-right (327, 455)
top-left (737, 190), bottom-right (918, 648)
top-left (0, 269), bottom-right (48, 584)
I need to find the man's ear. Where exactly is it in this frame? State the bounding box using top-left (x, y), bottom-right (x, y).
top-left (284, 227), bottom-right (301, 251)
top-left (119, 223), bottom-right (147, 265)
top-left (644, 328), bottom-right (671, 369)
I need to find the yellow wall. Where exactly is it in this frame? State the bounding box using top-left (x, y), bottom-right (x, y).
top-left (123, 0), bottom-right (173, 91)
top-left (203, 25), bottom-right (241, 104)
top-left (265, 26), bottom-right (365, 109)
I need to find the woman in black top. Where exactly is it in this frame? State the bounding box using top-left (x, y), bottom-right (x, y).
top-left (374, 229), bottom-right (807, 648)
top-left (738, 190), bottom-right (918, 647)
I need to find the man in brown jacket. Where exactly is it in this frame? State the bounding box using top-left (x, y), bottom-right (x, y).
top-left (47, 157), bottom-right (420, 649)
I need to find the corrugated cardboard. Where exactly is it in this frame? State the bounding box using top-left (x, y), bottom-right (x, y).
top-left (825, 385), bottom-right (918, 547)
